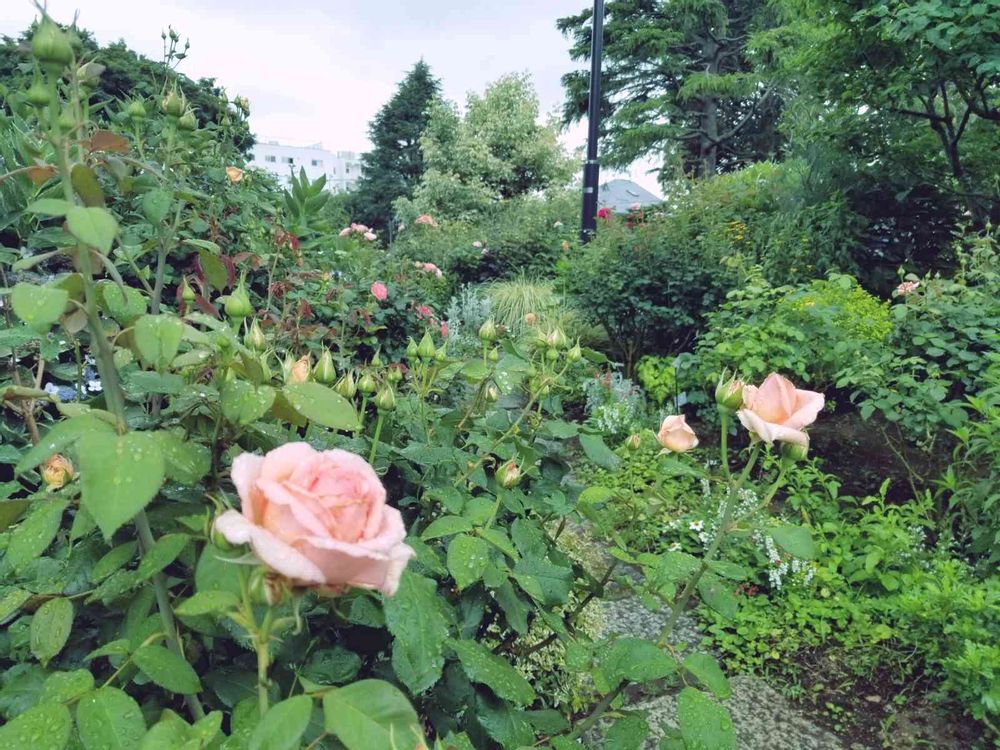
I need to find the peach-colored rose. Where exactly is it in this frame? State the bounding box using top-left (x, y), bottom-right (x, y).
top-left (656, 415), bottom-right (699, 453)
top-left (736, 373), bottom-right (824, 447)
top-left (370, 281), bottom-right (388, 301)
top-left (215, 443), bottom-right (413, 596)
top-left (225, 166), bottom-right (244, 184)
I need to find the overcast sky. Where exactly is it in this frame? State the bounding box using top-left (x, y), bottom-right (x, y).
top-left (1, 0), bottom-right (660, 194)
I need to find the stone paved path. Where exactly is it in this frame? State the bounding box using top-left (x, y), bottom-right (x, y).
top-left (598, 593), bottom-right (850, 750)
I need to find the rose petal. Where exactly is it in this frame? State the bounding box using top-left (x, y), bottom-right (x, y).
top-left (214, 510), bottom-right (325, 584)
top-left (231, 453), bottom-right (265, 523)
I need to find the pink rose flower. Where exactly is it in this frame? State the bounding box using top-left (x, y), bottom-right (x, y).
top-left (215, 443), bottom-right (414, 596)
top-left (370, 281), bottom-right (388, 301)
top-left (656, 414), bottom-right (699, 453)
top-left (737, 373), bottom-right (824, 447)
top-left (472, 240), bottom-right (483, 249)
top-left (339, 227), bottom-right (352, 237)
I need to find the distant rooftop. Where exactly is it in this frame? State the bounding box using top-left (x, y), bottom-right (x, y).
top-left (598, 179), bottom-right (662, 213)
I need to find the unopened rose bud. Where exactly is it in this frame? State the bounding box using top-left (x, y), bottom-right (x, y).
top-left (288, 355), bottom-right (311, 384)
top-left (497, 460), bottom-right (522, 489)
top-left (314, 349), bottom-right (336, 384)
top-left (375, 386), bottom-right (396, 412)
top-left (715, 374), bottom-right (746, 412)
top-left (358, 372), bottom-right (378, 395)
top-left (41, 454), bottom-right (74, 490)
top-left (479, 319), bottom-right (497, 343)
top-left (244, 319), bottom-right (266, 351)
top-left (335, 371), bottom-right (357, 399)
top-left (781, 440), bottom-right (809, 463)
top-left (416, 332), bottom-right (436, 360)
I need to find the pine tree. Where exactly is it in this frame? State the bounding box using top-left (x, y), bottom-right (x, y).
top-left (350, 61), bottom-right (440, 234)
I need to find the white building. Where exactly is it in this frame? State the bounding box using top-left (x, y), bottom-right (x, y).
top-left (249, 137), bottom-right (362, 193)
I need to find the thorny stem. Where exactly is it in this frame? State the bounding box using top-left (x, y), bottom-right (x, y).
top-left (49, 73), bottom-right (204, 721)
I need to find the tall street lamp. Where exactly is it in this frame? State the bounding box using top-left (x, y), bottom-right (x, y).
top-left (580, 0), bottom-right (605, 243)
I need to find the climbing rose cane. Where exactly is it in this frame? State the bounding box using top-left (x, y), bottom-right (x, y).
top-left (215, 443), bottom-right (414, 596)
top-left (736, 373), bottom-right (824, 447)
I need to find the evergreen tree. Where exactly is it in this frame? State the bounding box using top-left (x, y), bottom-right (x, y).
top-left (351, 61), bottom-right (439, 234)
top-left (557, 0), bottom-right (782, 181)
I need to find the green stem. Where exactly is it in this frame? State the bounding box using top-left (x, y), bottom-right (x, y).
top-left (368, 412), bottom-right (385, 465)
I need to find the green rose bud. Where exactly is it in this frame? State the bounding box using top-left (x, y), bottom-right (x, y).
top-left (478, 319), bottom-right (497, 343)
top-left (31, 19), bottom-right (74, 69)
top-left (335, 371), bottom-right (357, 399)
top-left (417, 332), bottom-right (436, 360)
top-left (358, 372), bottom-right (378, 395)
top-left (496, 460), bottom-right (522, 489)
top-left (375, 386), bottom-right (396, 412)
top-left (314, 349), bottom-right (336, 384)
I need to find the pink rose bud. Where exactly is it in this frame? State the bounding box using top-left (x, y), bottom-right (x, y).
top-left (214, 444), bottom-right (414, 596)
top-left (370, 281), bottom-right (388, 301)
top-left (656, 415), bottom-right (699, 453)
top-left (736, 373), bottom-right (824, 447)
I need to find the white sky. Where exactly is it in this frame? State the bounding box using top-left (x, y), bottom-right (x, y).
top-left (1, 0), bottom-right (661, 195)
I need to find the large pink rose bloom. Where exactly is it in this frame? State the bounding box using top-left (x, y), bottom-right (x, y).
top-left (736, 373), bottom-right (824, 447)
top-left (214, 443), bottom-right (413, 596)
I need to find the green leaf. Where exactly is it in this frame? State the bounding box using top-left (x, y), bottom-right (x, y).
top-left (579, 432), bottom-right (621, 469)
top-left (136, 533), bottom-right (189, 580)
top-left (133, 644), bottom-right (201, 694)
top-left (301, 647), bottom-right (361, 686)
top-left (17, 414), bottom-right (115, 475)
top-left (448, 639), bottom-right (536, 706)
top-left (221, 381), bottom-right (276, 425)
top-left (11, 283), bottom-right (68, 333)
top-left (25, 198), bottom-right (74, 217)
top-left (99, 282), bottom-right (146, 325)
top-left (512, 556), bottom-right (573, 606)
top-left (0, 588), bottom-right (33, 624)
top-left (248, 695), bottom-right (312, 750)
top-left (676, 687), bottom-right (736, 750)
top-left (78, 431), bottom-right (165, 540)
top-left (66, 205), bottom-right (118, 253)
top-left (283, 382), bottom-right (360, 431)
top-left (134, 314), bottom-right (184, 370)
top-left (421, 515), bottom-right (473, 540)
top-left (6, 499), bottom-right (67, 572)
top-left (77, 687), bottom-right (147, 750)
top-left (141, 189), bottom-right (173, 225)
top-left (383, 571), bottom-right (448, 693)
top-left (0, 702), bottom-right (71, 750)
top-left (30, 597), bottom-right (74, 666)
top-left (769, 525), bottom-right (816, 560)
top-left (156, 432), bottom-right (210, 484)
top-left (38, 669), bottom-right (95, 704)
top-left (682, 652), bottom-right (730, 699)
top-left (447, 533), bottom-right (491, 590)
top-left (174, 590), bottom-right (240, 617)
top-left (322, 680), bottom-right (424, 750)
top-left (594, 637), bottom-right (677, 692)
top-left (605, 713), bottom-right (650, 750)
top-left (697, 573), bottom-right (738, 619)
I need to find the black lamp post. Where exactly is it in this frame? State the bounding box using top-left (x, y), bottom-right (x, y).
top-left (580, 0), bottom-right (605, 243)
